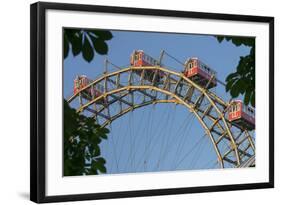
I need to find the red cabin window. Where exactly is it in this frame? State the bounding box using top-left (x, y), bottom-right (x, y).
top-left (232, 103), bottom-right (241, 112)
top-left (188, 62), bottom-right (193, 69)
top-left (228, 101), bottom-right (242, 122)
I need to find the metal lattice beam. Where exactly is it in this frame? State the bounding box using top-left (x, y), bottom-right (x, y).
top-left (68, 66), bottom-right (255, 168)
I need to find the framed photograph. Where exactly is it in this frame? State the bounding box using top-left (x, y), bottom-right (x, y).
top-left (30, 2), bottom-right (274, 203)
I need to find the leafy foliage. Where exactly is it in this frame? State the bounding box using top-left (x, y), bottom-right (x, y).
top-left (64, 29), bottom-right (113, 62)
top-left (64, 100), bottom-right (109, 176)
top-left (216, 36), bottom-right (255, 107)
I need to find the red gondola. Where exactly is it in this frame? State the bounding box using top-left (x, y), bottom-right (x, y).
top-left (228, 100), bottom-right (255, 130)
top-left (183, 57), bottom-right (217, 88)
top-left (130, 50), bottom-right (165, 83)
top-left (73, 75), bottom-right (105, 104)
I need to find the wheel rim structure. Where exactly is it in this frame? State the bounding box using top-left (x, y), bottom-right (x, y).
top-left (68, 66), bottom-right (255, 168)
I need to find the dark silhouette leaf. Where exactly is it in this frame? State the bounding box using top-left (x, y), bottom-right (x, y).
top-left (226, 73), bottom-right (239, 81)
top-left (82, 37), bottom-right (94, 62)
top-left (64, 28), bottom-right (113, 62)
top-left (63, 100), bottom-right (109, 176)
top-left (98, 165), bottom-right (106, 173)
top-left (93, 146), bottom-right (101, 157)
top-left (89, 35), bottom-right (108, 55)
top-left (244, 88), bottom-right (251, 105)
top-left (217, 36), bottom-right (224, 43)
top-left (250, 92), bottom-right (255, 107)
top-left (91, 30), bottom-right (113, 40)
top-left (215, 35), bottom-right (255, 107)
top-left (71, 34), bottom-right (82, 56)
top-left (64, 34), bottom-right (69, 59)
top-left (225, 79), bottom-right (236, 92)
top-left (230, 81), bottom-right (240, 98)
top-left (96, 157), bottom-right (106, 164)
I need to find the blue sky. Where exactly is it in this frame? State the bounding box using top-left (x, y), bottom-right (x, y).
top-left (64, 30), bottom-right (251, 174)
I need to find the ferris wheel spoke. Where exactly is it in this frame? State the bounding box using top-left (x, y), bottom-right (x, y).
top-left (172, 115), bottom-right (195, 168)
top-left (153, 106), bottom-right (173, 170)
top-left (108, 125), bottom-right (120, 173)
top-left (190, 135), bottom-right (209, 169)
top-left (174, 133), bottom-right (206, 169)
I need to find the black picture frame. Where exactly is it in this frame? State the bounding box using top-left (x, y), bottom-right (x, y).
top-left (30, 2), bottom-right (274, 203)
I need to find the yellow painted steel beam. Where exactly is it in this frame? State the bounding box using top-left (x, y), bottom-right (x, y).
top-left (67, 66), bottom-right (255, 167)
top-left (68, 66), bottom-right (228, 108)
top-left (76, 85), bottom-right (224, 168)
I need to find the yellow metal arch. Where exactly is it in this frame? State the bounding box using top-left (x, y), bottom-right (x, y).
top-left (68, 66), bottom-right (256, 168)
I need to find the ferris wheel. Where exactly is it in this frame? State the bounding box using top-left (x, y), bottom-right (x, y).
top-left (67, 50), bottom-right (255, 174)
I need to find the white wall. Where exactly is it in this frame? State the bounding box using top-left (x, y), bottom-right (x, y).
top-left (0, 0), bottom-right (279, 204)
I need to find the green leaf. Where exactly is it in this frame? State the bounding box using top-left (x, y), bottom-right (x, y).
top-left (65, 30), bottom-right (83, 57)
top-left (64, 28), bottom-right (112, 63)
top-left (64, 34), bottom-right (69, 59)
top-left (230, 82), bottom-right (240, 98)
top-left (93, 146), bottom-right (101, 157)
top-left (91, 30), bottom-right (113, 40)
top-left (82, 37), bottom-right (94, 62)
top-left (225, 79), bottom-right (236, 92)
top-left (98, 131), bottom-right (108, 139)
top-left (250, 92), bottom-right (255, 107)
top-left (244, 88), bottom-right (251, 105)
top-left (217, 35), bottom-right (255, 108)
top-left (237, 79), bottom-right (246, 95)
top-left (103, 128), bottom-right (110, 134)
top-left (95, 157), bottom-right (107, 173)
top-left (91, 36), bottom-right (108, 55)
top-left (96, 157), bottom-right (106, 164)
top-left (63, 99), bottom-right (110, 176)
top-left (230, 38), bottom-right (243, 47)
top-left (216, 36), bottom-right (224, 43)
top-left (98, 165), bottom-right (106, 173)
top-left (226, 72), bottom-right (238, 82)
top-left (71, 34), bottom-right (82, 56)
